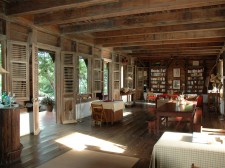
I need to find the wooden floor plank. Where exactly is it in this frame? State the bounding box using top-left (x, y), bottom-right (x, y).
top-left (7, 102), bottom-right (225, 168)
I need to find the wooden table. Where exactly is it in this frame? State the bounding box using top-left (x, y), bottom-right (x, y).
top-left (156, 101), bottom-right (196, 134)
top-left (91, 101), bottom-right (125, 123)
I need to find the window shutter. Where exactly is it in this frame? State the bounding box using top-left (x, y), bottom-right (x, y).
top-left (61, 52), bottom-right (76, 124)
top-left (93, 58), bottom-right (103, 93)
top-left (8, 41), bottom-right (29, 101)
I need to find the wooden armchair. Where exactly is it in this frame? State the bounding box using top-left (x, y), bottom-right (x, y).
top-left (147, 91), bottom-right (156, 102)
top-left (156, 98), bottom-right (169, 126)
top-left (91, 103), bottom-right (106, 127)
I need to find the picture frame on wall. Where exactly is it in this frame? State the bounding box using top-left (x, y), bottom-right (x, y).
top-left (173, 68), bottom-right (180, 77)
top-left (173, 80), bottom-right (180, 89)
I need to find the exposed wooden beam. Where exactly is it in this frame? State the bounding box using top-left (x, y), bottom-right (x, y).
top-left (114, 42), bottom-right (224, 51)
top-left (7, 0), bottom-right (119, 16)
top-left (136, 55), bottom-right (216, 60)
top-left (95, 29), bottom-right (225, 45)
top-left (129, 50), bottom-right (219, 55)
top-left (131, 48), bottom-right (220, 53)
top-left (92, 22), bottom-right (225, 38)
top-left (102, 37), bottom-right (225, 47)
top-left (61, 6), bottom-right (225, 34)
top-left (34, 0), bottom-right (225, 25)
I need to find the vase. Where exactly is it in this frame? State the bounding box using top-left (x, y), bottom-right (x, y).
top-left (46, 105), bottom-right (53, 112)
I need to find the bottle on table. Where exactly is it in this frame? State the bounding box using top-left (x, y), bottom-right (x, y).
top-left (1, 91), bottom-right (7, 105)
top-left (7, 92), bottom-right (11, 106)
top-left (11, 93), bottom-right (16, 104)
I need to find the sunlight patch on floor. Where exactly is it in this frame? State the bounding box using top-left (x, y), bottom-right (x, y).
top-left (56, 132), bottom-right (127, 153)
top-left (123, 111), bottom-right (132, 117)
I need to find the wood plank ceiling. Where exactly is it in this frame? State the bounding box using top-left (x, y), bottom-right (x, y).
top-left (5, 0), bottom-right (225, 64)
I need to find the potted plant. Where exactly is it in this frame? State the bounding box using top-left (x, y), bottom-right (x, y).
top-left (40, 96), bottom-right (55, 112)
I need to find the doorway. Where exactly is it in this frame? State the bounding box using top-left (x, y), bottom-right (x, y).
top-left (38, 49), bottom-right (56, 128)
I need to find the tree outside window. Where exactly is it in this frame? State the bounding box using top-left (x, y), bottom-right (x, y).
top-left (79, 57), bottom-right (88, 93)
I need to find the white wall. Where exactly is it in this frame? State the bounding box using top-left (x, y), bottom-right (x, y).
top-left (20, 112), bottom-right (33, 136)
top-left (76, 100), bottom-right (98, 119)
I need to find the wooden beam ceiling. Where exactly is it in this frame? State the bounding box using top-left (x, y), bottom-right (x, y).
top-left (114, 42), bottom-right (224, 51)
top-left (102, 37), bottom-right (225, 47)
top-left (7, 0), bottom-right (119, 16)
top-left (95, 29), bottom-right (225, 45)
top-left (61, 7), bottom-right (225, 34)
top-left (5, 0), bottom-right (225, 62)
top-left (33, 0), bottom-right (225, 26)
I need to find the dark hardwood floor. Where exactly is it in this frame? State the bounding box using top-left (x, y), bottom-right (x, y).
top-left (6, 102), bottom-right (225, 168)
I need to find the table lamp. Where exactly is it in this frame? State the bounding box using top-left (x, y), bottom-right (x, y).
top-left (0, 66), bottom-right (9, 74)
top-left (126, 76), bottom-right (133, 88)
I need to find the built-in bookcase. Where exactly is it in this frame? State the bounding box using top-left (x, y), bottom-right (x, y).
top-left (150, 68), bottom-right (166, 93)
top-left (186, 67), bottom-right (204, 94)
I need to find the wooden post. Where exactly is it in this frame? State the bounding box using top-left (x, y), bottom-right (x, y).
top-left (221, 52), bottom-right (225, 119)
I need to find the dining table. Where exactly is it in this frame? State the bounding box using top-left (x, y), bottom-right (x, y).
top-left (156, 101), bottom-right (196, 134)
top-left (150, 131), bottom-right (225, 168)
top-left (91, 100), bottom-right (125, 123)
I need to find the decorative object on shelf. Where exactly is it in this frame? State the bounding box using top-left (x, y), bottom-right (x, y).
top-left (173, 68), bottom-right (180, 77)
top-left (40, 96), bottom-right (55, 112)
top-left (173, 80), bottom-right (180, 89)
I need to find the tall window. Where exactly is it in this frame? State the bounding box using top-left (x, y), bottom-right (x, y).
top-left (79, 56), bottom-right (88, 93)
top-left (121, 65), bottom-right (124, 88)
top-left (38, 51), bottom-right (55, 97)
top-left (103, 62), bottom-right (109, 95)
top-left (0, 43), bottom-right (2, 96)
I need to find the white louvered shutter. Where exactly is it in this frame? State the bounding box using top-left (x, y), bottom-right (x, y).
top-left (8, 41), bottom-right (29, 100)
top-left (32, 44), bottom-right (40, 135)
top-left (61, 52), bottom-right (76, 124)
top-left (93, 58), bottom-right (103, 93)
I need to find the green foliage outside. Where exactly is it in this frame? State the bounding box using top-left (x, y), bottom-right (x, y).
top-left (79, 58), bottom-right (88, 93)
top-left (38, 52), bottom-right (54, 97)
top-left (37, 53), bottom-right (108, 97)
top-left (103, 63), bottom-right (108, 94)
top-left (0, 44), bottom-right (2, 95)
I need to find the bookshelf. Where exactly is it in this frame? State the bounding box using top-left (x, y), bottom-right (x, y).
top-left (186, 67), bottom-right (204, 94)
top-left (150, 68), bottom-right (166, 93)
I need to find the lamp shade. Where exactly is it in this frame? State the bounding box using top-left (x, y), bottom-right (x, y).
top-left (0, 67), bottom-right (9, 74)
top-left (126, 76), bottom-right (133, 81)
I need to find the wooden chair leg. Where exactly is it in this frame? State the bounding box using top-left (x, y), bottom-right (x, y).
top-left (148, 120), bottom-right (156, 134)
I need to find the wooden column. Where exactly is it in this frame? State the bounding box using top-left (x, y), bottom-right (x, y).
top-left (0, 107), bottom-right (22, 164)
top-left (222, 52), bottom-right (225, 117)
